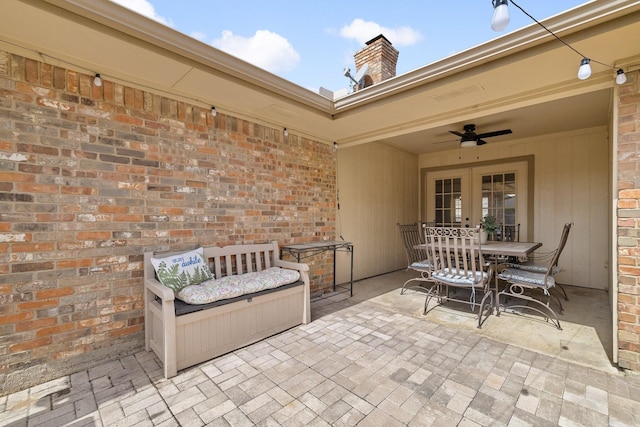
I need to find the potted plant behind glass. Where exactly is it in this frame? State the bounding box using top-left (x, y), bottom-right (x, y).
top-left (480, 215), bottom-right (500, 243)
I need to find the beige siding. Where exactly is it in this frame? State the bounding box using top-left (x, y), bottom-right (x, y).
top-left (420, 126), bottom-right (610, 290)
top-left (336, 142), bottom-right (419, 282)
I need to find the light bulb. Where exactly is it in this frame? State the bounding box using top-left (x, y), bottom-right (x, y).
top-left (93, 73), bottom-right (102, 87)
top-left (616, 69), bottom-right (627, 85)
top-left (210, 106), bottom-right (217, 117)
top-left (491, 0), bottom-right (510, 32)
top-left (577, 58), bottom-right (591, 80)
top-left (283, 128), bottom-right (288, 137)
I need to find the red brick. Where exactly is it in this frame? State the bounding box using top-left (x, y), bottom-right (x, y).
top-left (0, 311), bottom-right (34, 325)
top-left (12, 262), bottom-right (54, 273)
top-left (112, 214), bottom-right (143, 222)
top-left (36, 322), bottom-right (76, 337)
top-left (98, 205), bottom-right (128, 214)
top-left (17, 299), bottom-right (58, 310)
top-left (0, 172), bottom-right (35, 182)
top-left (10, 337), bottom-right (52, 353)
top-left (77, 231), bottom-right (111, 240)
top-left (60, 186), bottom-right (96, 195)
top-left (57, 259), bottom-right (93, 269)
top-left (16, 317), bottom-right (57, 332)
top-left (11, 243), bottom-right (56, 253)
top-left (36, 287), bottom-right (74, 299)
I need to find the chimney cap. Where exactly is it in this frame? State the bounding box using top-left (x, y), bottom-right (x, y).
top-left (365, 34), bottom-right (392, 46)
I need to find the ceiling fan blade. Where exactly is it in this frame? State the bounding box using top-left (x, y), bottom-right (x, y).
top-left (476, 139), bottom-right (488, 146)
top-left (475, 129), bottom-right (512, 139)
top-left (449, 130), bottom-right (465, 137)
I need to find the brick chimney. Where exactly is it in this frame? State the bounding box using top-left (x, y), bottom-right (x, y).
top-left (353, 34), bottom-right (399, 87)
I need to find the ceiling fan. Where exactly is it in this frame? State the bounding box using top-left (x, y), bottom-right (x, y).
top-left (449, 124), bottom-right (512, 147)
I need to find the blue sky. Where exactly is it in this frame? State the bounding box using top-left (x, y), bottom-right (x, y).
top-left (110, 0), bottom-right (589, 94)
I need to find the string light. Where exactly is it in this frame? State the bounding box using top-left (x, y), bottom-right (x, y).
top-left (93, 73), bottom-right (102, 87)
top-left (210, 106), bottom-right (217, 117)
top-left (491, 0), bottom-right (510, 32)
top-left (577, 58), bottom-right (592, 80)
top-left (283, 128), bottom-right (288, 137)
top-left (491, 0), bottom-right (627, 85)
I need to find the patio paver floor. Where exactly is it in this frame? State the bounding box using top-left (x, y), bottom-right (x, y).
top-left (2, 271), bottom-right (640, 426)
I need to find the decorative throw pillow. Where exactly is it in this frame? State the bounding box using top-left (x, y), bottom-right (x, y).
top-left (150, 247), bottom-right (213, 292)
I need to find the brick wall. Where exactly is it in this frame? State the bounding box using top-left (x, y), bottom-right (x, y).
top-left (0, 51), bottom-right (336, 394)
top-left (617, 70), bottom-right (640, 371)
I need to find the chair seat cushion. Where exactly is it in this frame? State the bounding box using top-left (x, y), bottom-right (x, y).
top-left (432, 268), bottom-right (488, 287)
top-left (410, 259), bottom-right (433, 270)
top-left (498, 268), bottom-right (555, 288)
top-left (177, 267), bottom-right (300, 304)
top-left (505, 261), bottom-right (560, 274)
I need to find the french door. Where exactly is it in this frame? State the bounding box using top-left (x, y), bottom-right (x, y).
top-left (424, 161), bottom-right (528, 238)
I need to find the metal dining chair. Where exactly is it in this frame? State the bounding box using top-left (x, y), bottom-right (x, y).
top-left (503, 222), bottom-right (573, 302)
top-left (397, 222), bottom-right (433, 294)
top-left (496, 222), bottom-right (573, 329)
top-left (422, 226), bottom-right (495, 328)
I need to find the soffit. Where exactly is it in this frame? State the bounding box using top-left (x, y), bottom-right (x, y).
top-left (2, 0), bottom-right (640, 153)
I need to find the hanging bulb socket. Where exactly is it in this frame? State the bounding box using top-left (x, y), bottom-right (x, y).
top-left (93, 73), bottom-right (102, 87)
top-left (577, 58), bottom-right (592, 80)
top-left (210, 106), bottom-right (217, 117)
top-left (491, 0), bottom-right (510, 32)
top-left (616, 69), bottom-right (627, 85)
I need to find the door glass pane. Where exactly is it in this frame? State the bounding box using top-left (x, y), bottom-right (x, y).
top-left (434, 178), bottom-right (462, 226)
top-left (481, 172), bottom-right (518, 240)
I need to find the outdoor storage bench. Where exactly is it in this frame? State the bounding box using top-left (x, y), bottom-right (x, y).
top-left (144, 241), bottom-right (310, 379)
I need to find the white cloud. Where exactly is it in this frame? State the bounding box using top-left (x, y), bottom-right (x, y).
top-left (109, 0), bottom-right (172, 26)
top-left (211, 30), bottom-right (300, 74)
top-left (339, 19), bottom-right (422, 46)
top-left (190, 32), bottom-right (207, 42)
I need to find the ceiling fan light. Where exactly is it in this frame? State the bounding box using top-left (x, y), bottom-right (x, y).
top-left (460, 140), bottom-right (477, 148)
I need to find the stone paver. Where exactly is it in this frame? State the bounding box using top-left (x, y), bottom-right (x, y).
top-left (2, 297), bottom-right (640, 426)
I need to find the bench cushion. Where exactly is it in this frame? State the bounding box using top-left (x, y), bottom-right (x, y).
top-left (151, 247), bottom-right (214, 292)
top-left (177, 267), bottom-right (300, 305)
top-left (173, 280), bottom-right (303, 316)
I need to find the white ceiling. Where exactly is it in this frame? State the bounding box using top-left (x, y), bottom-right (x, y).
top-left (375, 89), bottom-right (612, 154)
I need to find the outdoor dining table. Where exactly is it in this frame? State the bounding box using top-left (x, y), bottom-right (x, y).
top-left (414, 240), bottom-right (542, 314)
